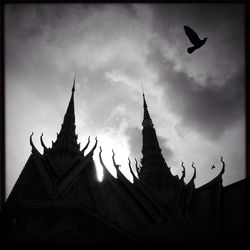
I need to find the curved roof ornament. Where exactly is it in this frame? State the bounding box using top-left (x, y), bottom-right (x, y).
top-left (81, 136), bottom-right (90, 156)
top-left (195, 157), bottom-right (224, 191)
top-left (128, 157), bottom-right (133, 174)
top-left (112, 149), bottom-right (120, 170)
top-left (220, 156), bottom-right (225, 175)
top-left (181, 161), bottom-right (186, 181)
top-left (40, 133), bottom-right (48, 152)
top-left (128, 157), bottom-right (137, 181)
top-left (30, 132), bottom-right (42, 156)
top-left (135, 158), bottom-right (140, 175)
top-left (184, 162), bottom-right (196, 187)
top-left (191, 162), bottom-right (196, 180)
top-left (30, 132), bottom-right (34, 147)
top-left (99, 146), bottom-right (110, 178)
top-left (85, 137), bottom-right (98, 158)
top-left (52, 134), bottom-right (58, 147)
top-left (99, 146), bottom-right (105, 167)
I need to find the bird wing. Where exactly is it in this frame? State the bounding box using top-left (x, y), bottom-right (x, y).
top-left (184, 25), bottom-right (201, 45)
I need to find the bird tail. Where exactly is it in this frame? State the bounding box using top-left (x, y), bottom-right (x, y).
top-left (187, 46), bottom-right (196, 54)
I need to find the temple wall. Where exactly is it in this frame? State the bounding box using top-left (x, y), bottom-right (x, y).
top-left (192, 189), bottom-right (213, 233)
top-left (221, 178), bottom-right (247, 236)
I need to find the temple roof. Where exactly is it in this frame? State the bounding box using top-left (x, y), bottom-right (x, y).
top-left (3, 78), bottom-right (232, 244)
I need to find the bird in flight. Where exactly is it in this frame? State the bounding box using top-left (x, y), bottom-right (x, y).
top-left (184, 25), bottom-right (207, 54)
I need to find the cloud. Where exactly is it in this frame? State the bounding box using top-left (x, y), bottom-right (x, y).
top-left (157, 135), bottom-right (174, 160)
top-left (146, 43), bottom-right (245, 140)
top-left (149, 4), bottom-right (245, 86)
top-left (125, 126), bottom-right (173, 161)
top-left (5, 3), bottom-right (245, 195)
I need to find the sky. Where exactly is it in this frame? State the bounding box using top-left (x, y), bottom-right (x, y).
top-left (5, 3), bottom-right (246, 197)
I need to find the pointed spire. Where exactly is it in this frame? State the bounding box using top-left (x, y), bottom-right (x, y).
top-left (52, 75), bottom-right (79, 153)
top-left (141, 89), bottom-right (165, 162)
top-left (140, 87), bottom-right (173, 188)
top-left (142, 92), bottom-right (154, 128)
top-left (72, 71), bottom-right (76, 93)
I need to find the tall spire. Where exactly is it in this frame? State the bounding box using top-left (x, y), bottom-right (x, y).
top-left (142, 93), bottom-right (154, 128)
top-left (141, 92), bottom-right (162, 158)
top-left (52, 74), bottom-right (79, 152)
top-left (141, 83), bottom-right (153, 128)
top-left (72, 71), bottom-right (76, 92)
top-left (140, 90), bottom-right (170, 187)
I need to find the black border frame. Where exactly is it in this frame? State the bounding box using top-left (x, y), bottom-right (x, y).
top-left (0, 3), bottom-right (249, 249)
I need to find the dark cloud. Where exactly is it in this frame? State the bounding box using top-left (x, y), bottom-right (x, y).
top-left (146, 45), bottom-right (245, 140)
top-left (125, 126), bottom-right (173, 161)
top-left (149, 4), bottom-right (245, 87)
top-left (151, 4), bottom-right (244, 45)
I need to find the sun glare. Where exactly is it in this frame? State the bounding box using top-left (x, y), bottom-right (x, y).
top-left (92, 133), bottom-right (133, 182)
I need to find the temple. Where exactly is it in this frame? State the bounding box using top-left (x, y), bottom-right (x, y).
top-left (0, 79), bottom-right (247, 247)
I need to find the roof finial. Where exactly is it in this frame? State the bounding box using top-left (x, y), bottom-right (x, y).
top-left (141, 82), bottom-right (146, 104)
top-left (141, 82), bottom-right (144, 95)
top-left (220, 156), bottom-right (225, 175)
top-left (52, 72), bottom-right (78, 152)
top-left (72, 71), bottom-right (76, 92)
top-left (181, 161), bottom-right (186, 181)
top-left (141, 82), bottom-right (153, 128)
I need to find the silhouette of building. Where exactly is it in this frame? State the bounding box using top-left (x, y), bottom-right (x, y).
top-left (0, 78), bottom-right (247, 248)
